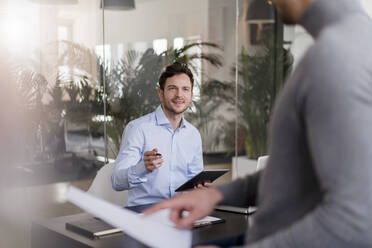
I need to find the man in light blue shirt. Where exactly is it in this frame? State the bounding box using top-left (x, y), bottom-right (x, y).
top-left (111, 62), bottom-right (204, 206)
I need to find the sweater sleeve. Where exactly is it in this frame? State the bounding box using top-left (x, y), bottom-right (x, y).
top-left (217, 171), bottom-right (260, 207)
top-left (243, 54), bottom-right (372, 247)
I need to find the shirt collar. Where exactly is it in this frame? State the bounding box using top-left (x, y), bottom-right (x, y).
top-left (299, 0), bottom-right (364, 38)
top-left (155, 105), bottom-right (188, 129)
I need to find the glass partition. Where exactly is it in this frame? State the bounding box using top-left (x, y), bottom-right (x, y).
top-left (230, 0), bottom-right (290, 179)
top-left (0, 0), bottom-right (291, 246)
top-left (0, 0), bottom-right (105, 186)
top-left (0, 0), bottom-right (288, 185)
top-left (0, 1), bottom-right (103, 247)
top-left (102, 0), bottom-right (237, 166)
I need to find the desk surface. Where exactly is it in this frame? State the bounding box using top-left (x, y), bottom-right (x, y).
top-left (32, 208), bottom-right (248, 248)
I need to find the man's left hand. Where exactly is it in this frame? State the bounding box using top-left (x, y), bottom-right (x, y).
top-left (194, 181), bottom-right (212, 189)
top-left (144, 187), bottom-right (223, 229)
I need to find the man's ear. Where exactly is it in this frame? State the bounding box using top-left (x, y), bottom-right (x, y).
top-left (158, 88), bottom-right (164, 102)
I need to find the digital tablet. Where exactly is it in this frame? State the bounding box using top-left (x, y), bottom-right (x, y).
top-left (175, 169), bottom-right (229, 192)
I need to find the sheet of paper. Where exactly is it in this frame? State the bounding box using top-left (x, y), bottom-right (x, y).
top-left (66, 186), bottom-right (191, 248)
top-left (143, 209), bottom-right (221, 227)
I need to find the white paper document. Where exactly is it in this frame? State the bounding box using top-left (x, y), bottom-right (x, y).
top-left (66, 186), bottom-right (191, 248)
top-left (143, 209), bottom-right (222, 227)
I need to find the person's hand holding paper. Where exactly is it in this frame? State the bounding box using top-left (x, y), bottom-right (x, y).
top-left (144, 187), bottom-right (223, 229)
top-left (66, 186), bottom-right (191, 248)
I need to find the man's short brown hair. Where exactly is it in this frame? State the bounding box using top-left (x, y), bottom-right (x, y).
top-left (158, 62), bottom-right (194, 90)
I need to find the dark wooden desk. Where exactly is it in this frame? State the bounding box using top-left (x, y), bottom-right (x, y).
top-left (32, 209), bottom-right (248, 248)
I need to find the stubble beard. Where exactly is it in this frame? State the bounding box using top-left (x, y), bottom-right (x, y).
top-left (163, 100), bottom-right (190, 115)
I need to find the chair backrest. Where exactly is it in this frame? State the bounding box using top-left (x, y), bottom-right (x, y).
top-left (87, 162), bottom-right (128, 206)
top-left (256, 155), bottom-right (269, 171)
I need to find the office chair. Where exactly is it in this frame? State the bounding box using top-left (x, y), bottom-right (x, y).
top-left (87, 162), bottom-right (128, 206)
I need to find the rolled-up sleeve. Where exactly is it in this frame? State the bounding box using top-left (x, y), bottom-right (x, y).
top-left (217, 171), bottom-right (260, 208)
top-left (111, 123), bottom-right (150, 191)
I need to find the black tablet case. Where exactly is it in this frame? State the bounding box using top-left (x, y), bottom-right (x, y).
top-left (175, 169), bottom-right (229, 192)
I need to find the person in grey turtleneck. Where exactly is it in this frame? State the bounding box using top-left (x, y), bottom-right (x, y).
top-left (145, 0), bottom-right (372, 247)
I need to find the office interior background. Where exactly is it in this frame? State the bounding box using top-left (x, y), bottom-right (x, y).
top-left (0, 0), bottom-right (371, 247)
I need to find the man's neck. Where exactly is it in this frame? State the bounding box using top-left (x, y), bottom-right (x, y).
top-left (161, 105), bottom-right (183, 131)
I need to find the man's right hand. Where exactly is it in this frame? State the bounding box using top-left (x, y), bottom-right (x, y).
top-left (143, 148), bottom-right (163, 172)
top-left (143, 187), bottom-right (223, 229)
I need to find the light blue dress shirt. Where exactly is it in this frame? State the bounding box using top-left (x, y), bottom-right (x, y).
top-left (111, 106), bottom-right (203, 206)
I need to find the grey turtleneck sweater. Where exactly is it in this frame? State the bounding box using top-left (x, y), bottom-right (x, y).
top-left (218, 0), bottom-right (372, 247)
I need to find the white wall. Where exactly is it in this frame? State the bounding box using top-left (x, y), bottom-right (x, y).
top-left (103, 0), bottom-right (209, 46)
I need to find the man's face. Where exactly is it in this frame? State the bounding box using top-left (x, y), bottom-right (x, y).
top-left (158, 73), bottom-right (193, 115)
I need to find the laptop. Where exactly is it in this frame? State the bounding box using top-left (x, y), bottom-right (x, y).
top-left (214, 155), bottom-right (268, 215)
top-left (214, 205), bottom-right (257, 215)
